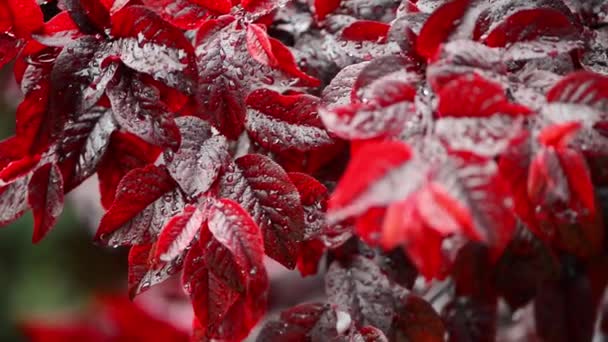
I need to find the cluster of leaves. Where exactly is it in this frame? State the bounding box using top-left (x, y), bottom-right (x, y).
top-left (2, 0), bottom-right (608, 340)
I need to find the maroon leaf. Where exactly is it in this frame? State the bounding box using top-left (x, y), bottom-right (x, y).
top-left (312, 0), bottom-right (342, 21)
top-left (107, 72), bottom-right (181, 150)
top-left (246, 24), bottom-right (278, 67)
top-left (534, 274), bottom-right (597, 342)
top-left (61, 0), bottom-right (111, 34)
top-left (32, 11), bottom-right (82, 47)
top-left (326, 256), bottom-right (397, 332)
top-left (442, 297), bottom-right (497, 342)
top-left (546, 71), bottom-right (608, 112)
top-left (111, 5), bottom-right (198, 93)
top-left (437, 74), bottom-right (531, 117)
top-left (140, 0), bottom-right (232, 30)
top-left (476, 0), bottom-right (579, 48)
top-left (167, 117), bottom-right (230, 198)
top-left (27, 163), bottom-right (65, 243)
top-left (393, 294), bottom-right (445, 342)
top-left (321, 62), bottom-right (369, 108)
top-left (245, 89), bottom-right (334, 153)
top-left (54, 107), bottom-right (117, 191)
top-left (154, 205), bottom-right (206, 263)
top-left (127, 243), bottom-right (184, 298)
top-left (328, 141), bottom-right (416, 222)
top-left (341, 21), bottom-right (390, 42)
top-left (96, 165), bottom-right (182, 246)
top-left (218, 154), bottom-right (305, 268)
top-left (182, 242), bottom-right (240, 335)
top-left (207, 199), bottom-right (266, 289)
top-left (416, 0), bottom-right (470, 59)
top-left (194, 16), bottom-right (319, 139)
top-left (97, 131), bottom-right (161, 209)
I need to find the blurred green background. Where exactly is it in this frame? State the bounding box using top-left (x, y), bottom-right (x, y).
top-left (0, 72), bottom-right (127, 341)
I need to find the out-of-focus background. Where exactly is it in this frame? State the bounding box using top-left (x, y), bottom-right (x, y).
top-left (0, 68), bottom-right (129, 341)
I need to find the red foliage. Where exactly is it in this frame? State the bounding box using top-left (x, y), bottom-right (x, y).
top-left (2, 0), bottom-right (608, 340)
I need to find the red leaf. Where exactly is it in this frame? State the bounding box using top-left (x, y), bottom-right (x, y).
top-left (328, 141), bottom-right (416, 222)
top-left (478, 3), bottom-right (578, 48)
top-left (313, 0), bottom-right (341, 21)
top-left (288, 172), bottom-right (328, 240)
top-left (27, 163), bottom-right (65, 243)
top-left (246, 24), bottom-right (279, 67)
top-left (107, 72), bottom-right (181, 150)
top-left (326, 256), bottom-right (398, 332)
top-left (218, 154), bottom-right (305, 268)
top-left (245, 89), bottom-right (334, 153)
top-left (546, 71), bottom-right (608, 112)
top-left (55, 107), bottom-right (117, 191)
top-left (182, 242), bottom-right (240, 338)
top-left (62, 0), bottom-right (110, 34)
top-left (167, 117), bottom-right (230, 198)
top-left (140, 0), bottom-right (229, 29)
top-left (97, 131), bottom-right (161, 209)
top-left (96, 165), bottom-right (180, 245)
top-left (341, 21), bottom-right (390, 42)
top-left (5, 0), bottom-right (44, 37)
top-left (558, 148), bottom-right (596, 215)
top-left (33, 11), bottom-right (82, 47)
top-left (194, 17), bottom-right (318, 139)
top-left (0, 175), bottom-right (30, 226)
top-left (394, 295), bottom-right (445, 342)
top-left (320, 96), bottom-right (417, 140)
top-left (416, 0), bottom-right (471, 59)
top-left (437, 74), bottom-right (531, 117)
top-left (127, 243), bottom-right (184, 298)
top-left (154, 205), bottom-right (206, 263)
top-left (207, 199), bottom-right (266, 289)
top-left (111, 5), bottom-right (197, 92)
top-left (241, 0), bottom-right (288, 18)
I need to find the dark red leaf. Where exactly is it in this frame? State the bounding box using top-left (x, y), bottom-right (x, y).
top-left (218, 154), bottom-right (305, 268)
top-left (442, 297), bottom-right (496, 342)
top-left (0, 175), bottom-right (30, 227)
top-left (61, 0), bottom-right (110, 34)
top-left (127, 243), bottom-right (184, 298)
top-left (154, 205), bottom-right (205, 263)
top-left (96, 165), bottom-right (182, 246)
top-left (167, 117), bottom-right (230, 198)
top-left (33, 11), bottom-right (82, 47)
top-left (437, 74), bottom-right (531, 117)
top-left (107, 72), bottom-right (181, 150)
top-left (111, 5), bottom-right (197, 93)
top-left (207, 198), bottom-right (266, 289)
top-left (246, 23), bottom-right (279, 67)
top-left (54, 107), bottom-right (117, 191)
top-left (328, 141), bottom-right (415, 222)
top-left (546, 71), bottom-right (608, 112)
top-left (27, 163), bottom-right (65, 243)
top-left (182, 242), bottom-right (240, 336)
top-left (477, 1), bottom-right (579, 48)
top-left (245, 89), bottom-right (334, 153)
top-left (534, 273), bottom-right (597, 342)
top-left (416, 0), bottom-right (470, 59)
top-left (140, 0), bottom-right (232, 29)
top-left (194, 16), bottom-right (319, 139)
top-left (341, 21), bottom-right (390, 42)
top-left (326, 256), bottom-right (397, 332)
top-left (393, 295), bottom-right (445, 342)
top-left (97, 131), bottom-right (161, 209)
top-left (312, 0), bottom-right (341, 21)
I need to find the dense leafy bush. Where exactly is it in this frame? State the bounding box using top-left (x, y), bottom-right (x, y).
top-left (2, 0), bottom-right (608, 340)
